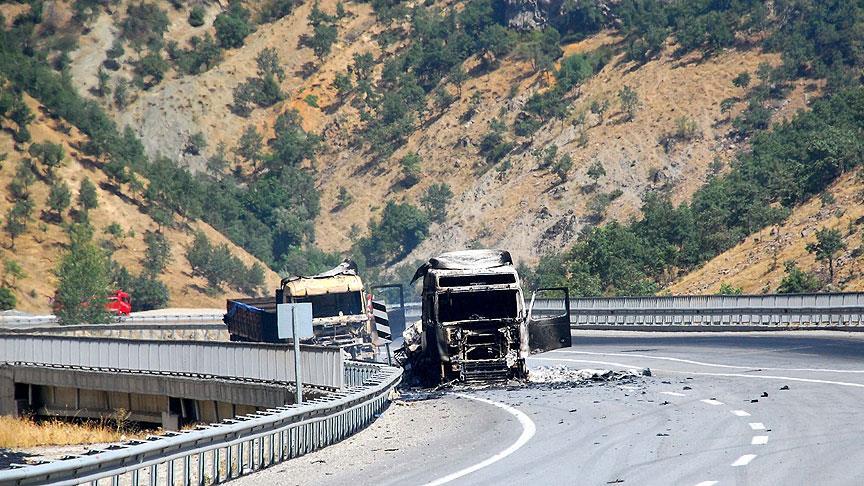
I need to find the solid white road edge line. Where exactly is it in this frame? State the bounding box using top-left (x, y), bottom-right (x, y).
top-left (731, 410), bottom-right (751, 417)
top-left (752, 435), bottom-right (769, 445)
top-left (550, 349), bottom-right (864, 374)
top-left (700, 399), bottom-right (724, 406)
top-left (731, 454), bottom-right (757, 467)
top-left (694, 481), bottom-right (719, 486)
top-left (421, 393), bottom-right (536, 486)
top-left (749, 422), bottom-right (766, 430)
top-left (533, 357), bottom-right (864, 389)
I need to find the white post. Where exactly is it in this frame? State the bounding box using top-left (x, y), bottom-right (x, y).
top-left (292, 305), bottom-right (303, 404)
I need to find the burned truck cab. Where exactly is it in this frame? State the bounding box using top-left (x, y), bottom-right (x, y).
top-left (413, 250), bottom-right (528, 382)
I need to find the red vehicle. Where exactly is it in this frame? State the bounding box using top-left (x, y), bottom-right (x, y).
top-left (52, 289), bottom-right (132, 317)
top-left (106, 290), bottom-right (132, 316)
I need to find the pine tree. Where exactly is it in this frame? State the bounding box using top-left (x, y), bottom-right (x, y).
top-left (47, 181), bottom-right (71, 221)
top-left (55, 225), bottom-right (111, 325)
top-left (78, 178), bottom-right (99, 212)
top-left (806, 228), bottom-right (847, 283)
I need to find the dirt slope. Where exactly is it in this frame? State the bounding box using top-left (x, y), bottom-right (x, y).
top-left (0, 97), bottom-right (279, 313)
top-left (668, 168), bottom-right (864, 295)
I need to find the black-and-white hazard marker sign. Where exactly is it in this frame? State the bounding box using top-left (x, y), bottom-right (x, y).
top-left (372, 300), bottom-right (390, 341)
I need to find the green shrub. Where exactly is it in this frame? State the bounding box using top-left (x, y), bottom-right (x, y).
top-left (399, 152), bottom-right (421, 187)
top-left (421, 183), bottom-right (452, 223)
top-left (134, 51), bottom-right (169, 87)
top-left (356, 201), bottom-right (429, 266)
top-left (186, 231), bottom-right (264, 292)
top-left (335, 186), bottom-right (353, 210)
top-left (130, 274), bottom-right (169, 311)
top-left (777, 261), bottom-right (822, 294)
top-left (214, 3), bottom-right (251, 49)
top-left (188, 5), bottom-right (206, 27)
top-left (171, 33), bottom-right (222, 75)
top-left (479, 118), bottom-right (513, 165)
top-left (717, 282), bottom-right (743, 295)
top-left (732, 72), bottom-right (751, 88)
top-left (29, 142), bottom-right (65, 178)
top-left (306, 3), bottom-right (338, 60)
top-left (618, 85), bottom-right (640, 121)
top-left (121, 3), bottom-right (169, 49)
top-left (0, 287), bottom-right (15, 310)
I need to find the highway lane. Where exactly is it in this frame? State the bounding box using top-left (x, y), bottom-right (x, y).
top-left (233, 330), bottom-right (864, 486)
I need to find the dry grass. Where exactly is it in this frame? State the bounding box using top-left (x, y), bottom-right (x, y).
top-left (0, 415), bottom-right (151, 449)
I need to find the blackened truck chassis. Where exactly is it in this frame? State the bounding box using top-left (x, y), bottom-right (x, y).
top-left (436, 317), bottom-right (523, 382)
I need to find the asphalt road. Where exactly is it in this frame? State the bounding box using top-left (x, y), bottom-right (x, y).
top-left (235, 330), bottom-right (864, 486)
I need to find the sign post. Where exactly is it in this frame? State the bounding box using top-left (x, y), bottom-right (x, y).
top-left (277, 303), bottom-right (314, 405)
top-left (292, 306), bottom-right (302, 404)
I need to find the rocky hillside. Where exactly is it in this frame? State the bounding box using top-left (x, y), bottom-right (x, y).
top-left (3, 0), bottom-right (862, 302)
top-left (62, 1), bottom-right (791, 264)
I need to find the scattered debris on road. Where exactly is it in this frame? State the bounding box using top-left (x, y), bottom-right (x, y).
top-left (527, 365), bottom-right (649, 387)
top-left (780, 385), bottom-right (790, 390)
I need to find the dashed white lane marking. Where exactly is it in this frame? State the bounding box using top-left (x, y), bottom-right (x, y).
top-left (550, 349), bottom-right (864, 374)
top-left (749, 422), bottom-right (766, 430)
top-left (694, 481), bottom-right (719, 486)
top-left (731, 454), bottom-right (757, 467)
top-left (661, 391), bottom-right (687, 397)
top-left (422, 394), bottom-right (536, 486)
top-left (731, 410), bottom-right (751, 417)
top-left (533, 357), bottom-right (864, 389)
top-left (700, 399), bottom-right (724, 406)
top-left (752, 435), bottom-right (769, 445)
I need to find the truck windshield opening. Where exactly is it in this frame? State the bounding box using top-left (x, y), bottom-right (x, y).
top-left (438, 274), bottom-right (516, 287)
top-left (295, 292), bottom-right (363, 318)
top-left (438, 290), bottom-right (518, 322)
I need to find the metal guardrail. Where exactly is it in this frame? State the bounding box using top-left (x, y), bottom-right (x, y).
top-left (0, 313), bottom-right (224, 328)
top-left (0, 361), bottom-right (402, 486)
top-left (530, 292), bottom-right (864, 328)
top-left (0, 335), bottom-right (344, 389)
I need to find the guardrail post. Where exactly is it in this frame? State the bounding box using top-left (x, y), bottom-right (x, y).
top-left (167, 459), bottom-right (174, 485)
top-left (196, 452), bottom-right (204, 486)
top-left (226, 445), bottom-right (233, 479)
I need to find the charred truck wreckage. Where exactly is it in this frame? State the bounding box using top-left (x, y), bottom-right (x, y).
top-left (224, 260), bottom-right (376, 359)
top-left (404, 250), bottom-right (573, 384)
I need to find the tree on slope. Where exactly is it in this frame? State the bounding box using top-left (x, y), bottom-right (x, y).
top-left (806, 227), bottom-right (847, 283)
top-left (55, 224), bottom-right (111, 325)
